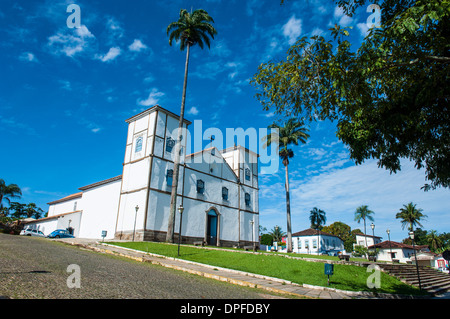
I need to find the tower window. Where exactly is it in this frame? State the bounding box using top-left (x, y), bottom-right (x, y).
top-left (245, 193), bottom-right (250, 206)
top-left (166, 137), bottom-right (175, 152)
top-left (222, 187), bottom-right (228, 200)
top-left (197, 179), bottom-right (205, 194)
top-left (166, 169), bottom-right (173, 186)
top-left (245, 168), bottom-right (251, 181)
top-left (135, 136), bottom-right (143, 153)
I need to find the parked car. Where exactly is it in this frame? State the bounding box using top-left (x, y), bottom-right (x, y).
top-left (47, 229), bottom-right (75, 239)
top-left (20, 228), bottom-right (46, 237)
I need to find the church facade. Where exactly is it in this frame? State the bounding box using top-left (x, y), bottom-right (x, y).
top-left (25, 105), bottom-right (260, 248)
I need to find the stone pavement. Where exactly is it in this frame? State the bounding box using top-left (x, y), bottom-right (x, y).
top-left (55, 238), bottom-right (438, 300)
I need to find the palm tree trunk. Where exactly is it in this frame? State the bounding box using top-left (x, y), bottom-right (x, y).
top-left (284, 163), bottom-right (292, 253)
top-left (364, 218), bottom-right (368, 259)
top-left (166, 43), bottom-right (191, 243)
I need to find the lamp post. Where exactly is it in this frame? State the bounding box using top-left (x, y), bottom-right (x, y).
top-left (370, 223), bottom-right (375, 261)
top-left (250, 220), bottom-right (255, 252)
top-left (132, 205), bottom-right (139, 242)
top-left (177, 205), bottom-right (184, 257)
top-left (409, 230), bottom-right (422, 290)
top-left (386, 229), bottom-right (393, 263)
top-left (275, 225), bottom-right (279, 251)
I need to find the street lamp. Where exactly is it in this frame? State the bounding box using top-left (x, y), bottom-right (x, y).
top-left (250, 220), bottom-right (255, 252)
top-left (386, 229), bottom-right (393, 263)
top-left (132, 205), bottom-right (139, 242)
top-left (409, 230), bottom-right (422, 290)
top-left (370, 223), bottom-right (376, 261)
top-left (177, 205), bottom-right (184, 257)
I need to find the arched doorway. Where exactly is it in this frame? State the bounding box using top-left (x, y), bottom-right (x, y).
top-left (206, 209), bottom-right (218, 246)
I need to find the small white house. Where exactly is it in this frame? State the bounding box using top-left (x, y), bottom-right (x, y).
top-left (354, 233), bottom-right (382, 250)
top-left (291, 228), bottom-right (344, 255)
top-left (368, 241), bottom-right (430, 264)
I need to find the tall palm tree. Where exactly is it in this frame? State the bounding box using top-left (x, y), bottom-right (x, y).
top-left (354, 205), bottom-right (375, 249)
top-left (427, 230), bottom-right (443, 252)
top-left (395, 202), bottom-right (427, 232)
top-left (166, 9), bottom-right (217, 242)
top-left (263, 119), bottom-right (310, 252)
top-left (0, 179), bottom-right (22, 209)
top-left (310, 207), bottom-right (326, 254)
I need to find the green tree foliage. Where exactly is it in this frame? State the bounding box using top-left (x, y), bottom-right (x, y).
top-left (322, 221), bottom-right (358, 252)
top-left (252, 0), bottom-right (450, 190)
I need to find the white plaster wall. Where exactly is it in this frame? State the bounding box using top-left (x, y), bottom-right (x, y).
top-left (126, 121), bottom-right (135, 145)
top-left (116, 189), bottom-right (148, 234)
top-left (146, 190), bottom-right (182, 232)
top-left (121, 157), bottom-right (151, 193)
top-left (240, 211), bottom-right (258, 242)
top-left (134, 113), bottom-right (150, 134)
top-left (155, 111), bottom-right (166, 137)
top-left (218, 206), bottom-right (239, 242)
top-left (77, 180), bottom-right (121, 239)
top-left (48, 198), bottom-right (81, 217)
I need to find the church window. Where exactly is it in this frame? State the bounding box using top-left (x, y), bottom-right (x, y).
top-left (245, 168), bottom-right (251, 181)
top-left (166, 169), bottom-right (173, 186)
top-left (197, 179), bottom-right (205, 194)
top-left (222, 187), bottom-right (228, 200)
top-left (166, 137), bottom-right (175, 152)
top-left (135, 136), bottom-right (143, 153)
top-left (245, 192), bottom-right (250, 206)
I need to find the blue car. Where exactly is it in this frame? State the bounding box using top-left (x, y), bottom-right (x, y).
top-left (47, 229), bottom-right (75, 238)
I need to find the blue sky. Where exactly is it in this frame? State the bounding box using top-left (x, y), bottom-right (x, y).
top-left (1, 0), bottom-right (449, 242)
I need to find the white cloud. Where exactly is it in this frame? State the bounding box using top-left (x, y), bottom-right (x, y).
top-left (282, 15), bottom-right (302, 45)
top-left (19, 52), bottom-right (37, 62)
top-left (357, 22), bottom-right (370, 37)
top-left (47, 25), bottom-right (95, 58)
top-left (96, 47), bottom-right (121, 62)
top-left (128, 39), bottom-right (147, 52)
top-left (137, 88), bottom-right (164, 106)
top-left (106, 17), bottom-right (124, 39)
top-left (334, 6), bottom-right (353, 26)
top-left (187, 106), bottom-right (199, 115)
top-left (75, 25), bottom-right (94, 38)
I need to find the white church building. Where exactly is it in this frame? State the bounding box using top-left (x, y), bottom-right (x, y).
top-left (25, 105), bottom-right (260, 248)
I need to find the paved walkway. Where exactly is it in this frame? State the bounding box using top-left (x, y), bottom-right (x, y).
top-left (55, 238), bottom-right (444, 299)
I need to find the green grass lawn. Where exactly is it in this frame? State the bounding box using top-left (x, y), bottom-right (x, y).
top-left (109, 241), bottom-right (425, 296)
